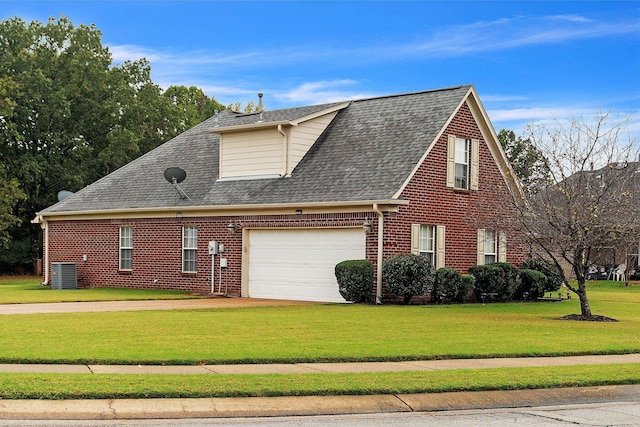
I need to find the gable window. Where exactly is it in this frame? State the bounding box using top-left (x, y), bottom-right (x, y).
top-left (447, 135), bottom-right (479, 190)
top-left (119, 226), bottom-right (133, 270)
top-left (455, 138), bottom-right (469, 189)
top-left (182, 226), bottom-right (198, 273)
top-left (411, 224), bottom-right (445, 269)
top-left (477, 229), bottom-right (507, 265)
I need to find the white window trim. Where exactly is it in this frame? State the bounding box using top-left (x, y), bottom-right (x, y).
top-left (182, 226), bottom-right (198, 273)
top-left (119, 226), bottom-right (133, 271)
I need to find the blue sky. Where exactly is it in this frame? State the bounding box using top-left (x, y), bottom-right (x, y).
top-left (2, 1), bottom-right (639, 138)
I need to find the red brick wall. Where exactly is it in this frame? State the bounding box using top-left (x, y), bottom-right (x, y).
top-left (47, 213), bottom-right (373, 295)
top-left (45, 101), bottom-right (526, 298)
top-left (387, 101), bottom-right (527, 272)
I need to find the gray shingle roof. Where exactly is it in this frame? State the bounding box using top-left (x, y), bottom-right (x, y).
top-left (41, 85), bottom-right (471, 214)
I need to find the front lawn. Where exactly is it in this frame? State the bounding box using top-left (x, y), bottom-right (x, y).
top-left (0, 276), bottom-right (200, 304)
top-left (1, 363), bottom-right (639, 400)
top-left (0, 278), bottom-right (638, 400)
top-left (0, 280), bottom-right (638, 365)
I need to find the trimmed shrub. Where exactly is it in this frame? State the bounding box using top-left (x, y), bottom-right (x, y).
top-left (432, 268), bottom-right (474, 303)
top-left (459, 274), bottom-right (476, 302)
top-left (515, 269), bottom-right (547, 300)
top-left (432, 268), bottom-right (460, 303)
top-left (383, 254), bottom-right (435, 304)
top-left (468, 262), bottom-right (517, 302)
top-left (519, 259), bottom-right (564, 294)
top-left (335, 260), bottom-right (374, 303)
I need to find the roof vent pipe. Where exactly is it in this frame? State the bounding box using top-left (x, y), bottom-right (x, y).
top-left (258, 93), bottom-right (264, 122)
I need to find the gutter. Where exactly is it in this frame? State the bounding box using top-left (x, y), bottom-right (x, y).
top-left (31, 215), bottom-right (49, 285)
top-left (373, 203), bottom-right (384, 304)
top-left (34, 199), bottom-right (409, 222)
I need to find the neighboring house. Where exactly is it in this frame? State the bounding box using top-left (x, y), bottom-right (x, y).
top-left (580, 162), bottom-right (640, 281)
top-left (33, 85), bottom-right (527, 302)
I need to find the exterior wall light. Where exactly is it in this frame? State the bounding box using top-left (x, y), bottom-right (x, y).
top-left (227, 222), bottom-right (236, 234)
top-left (363, 221), bottom-right (372, 234)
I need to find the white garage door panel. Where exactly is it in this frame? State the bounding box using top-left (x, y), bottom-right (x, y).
top-left (248, 228), bottom-right (366, 302)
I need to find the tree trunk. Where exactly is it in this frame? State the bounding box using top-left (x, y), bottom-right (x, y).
top-left (576, 278), bottom-right (592, 317)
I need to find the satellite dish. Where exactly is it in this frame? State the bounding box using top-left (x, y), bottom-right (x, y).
top-left (163, 167), bottom-right (190, 200)
top-left (164, 167), bottom-right (187, 184)
top-left (57, 190), bottom-right (74, 202)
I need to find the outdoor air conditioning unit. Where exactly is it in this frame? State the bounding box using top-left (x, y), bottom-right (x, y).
top-left (51, 262), bottom-right (78, 290)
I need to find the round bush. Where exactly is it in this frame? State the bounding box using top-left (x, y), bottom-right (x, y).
top-left (383, 254), bottom-right (435, 304)
top-left (468, 262), bottom-right (517, 302)
top-left (519, 259), bottom-right (564, 294)
top-left (335, 260), bottom-right (374, 303)
top-left (433, 268), bottom-right (461, 303)
top-left (515, 268), bottom-right (547, 300)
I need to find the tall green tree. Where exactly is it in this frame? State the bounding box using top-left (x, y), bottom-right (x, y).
top-left (0, 15), bottom-right (225, 272)
top-left (498, 129), bottom-right (552, 195)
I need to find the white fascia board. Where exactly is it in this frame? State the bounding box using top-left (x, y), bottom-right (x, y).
top-left (34, 199), bottom-right (408, 222)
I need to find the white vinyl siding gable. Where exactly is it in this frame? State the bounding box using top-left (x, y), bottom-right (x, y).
top-left (289, 112), bottom-right (339, 172)
top-left (219, 129), bottom-right (283, 179)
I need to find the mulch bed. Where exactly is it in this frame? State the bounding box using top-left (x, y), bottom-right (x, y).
top-left (557, 314), bottom-right (618, 322)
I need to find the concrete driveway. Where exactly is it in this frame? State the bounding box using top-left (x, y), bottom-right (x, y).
top-left (0, 297), bottom-right (317, 315)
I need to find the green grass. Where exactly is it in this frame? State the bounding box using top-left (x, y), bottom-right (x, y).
top-left (0, 276), bottom-right (200, 304)
top-left (0, 277), bottom-right (638, 399)
top-left (0, 280), bottom-right (638, 365)
top-left (0, 364), bottom-right (638, 400)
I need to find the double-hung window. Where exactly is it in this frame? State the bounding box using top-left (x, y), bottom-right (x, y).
top-left (454, 137), bottom-right (469, 189)
top-left (182, 226), bottom-right (198, 273)
top-left (477, 229), bottom-right (506, 265)
top-left (411, 224), bottom-right (445, 269)
top-left (119, 226), bottom-right (133, 270)
top-left (419, 225), bottom-right (436, 266)
top-left (447, 135), bottom-right (479, 190)
top-left (484, 230), bottom-right (497, 264)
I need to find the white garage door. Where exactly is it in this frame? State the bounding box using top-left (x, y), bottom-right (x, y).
top-left (246, 228), bottom-right (366, 302)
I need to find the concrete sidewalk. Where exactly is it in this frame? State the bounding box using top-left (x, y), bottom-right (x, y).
top-left (0, 354), bottom-right (638, 420)
top-left (1, 353), bottom-right (639, 375)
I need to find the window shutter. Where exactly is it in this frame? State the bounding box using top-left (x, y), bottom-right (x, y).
top-left (411, 224), bottom-right (420, 255)
top-left (498, 231), bottom-right (507, 263)
top-left (446, 135), bottom-right (456, 188)
top-left (470, 139), bottom-right (479, 190)
top-left (477, 229), bottom-right (485, 265)
top-left (436, 225), bottom-right (445, 269)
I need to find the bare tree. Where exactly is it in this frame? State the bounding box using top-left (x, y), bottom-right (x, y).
top-left (515, 113), bottom-right (639, 320)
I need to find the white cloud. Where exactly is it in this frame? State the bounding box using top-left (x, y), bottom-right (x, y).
top-left (546, 14), bottom-right (593, 23)
top-left (402, 15), bottom-right (638, 57)
top-left (278, 80), bottom-right (376, 105)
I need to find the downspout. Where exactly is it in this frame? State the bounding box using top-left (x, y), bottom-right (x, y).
top-left (373, 203), bottom-right (384, 304)
top-left (278, 124), bottom-right (288, 177)
top-left (39, 216), bottom-right (50, 285)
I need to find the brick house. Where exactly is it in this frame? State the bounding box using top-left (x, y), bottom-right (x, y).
top-left (33, 85), bottom-right (527, 302)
